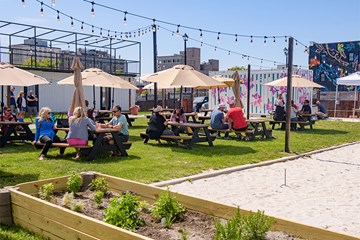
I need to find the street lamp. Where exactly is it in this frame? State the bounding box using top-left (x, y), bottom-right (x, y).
top-left (183, 33), bottom-right (188, 65)
top-left (283, 47), bottom-right (288, 68)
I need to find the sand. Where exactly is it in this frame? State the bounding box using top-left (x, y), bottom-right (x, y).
top-left (169, 143), bottom-right (360, 238)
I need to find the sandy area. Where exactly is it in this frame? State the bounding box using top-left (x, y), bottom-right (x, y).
top-left (169, 143), bottom-right (360, 238)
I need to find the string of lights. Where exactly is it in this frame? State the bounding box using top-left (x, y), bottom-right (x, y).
top-left (158, 25), bottom-right (286, 69)
top-left (32, 0), bottom-right (153, 39)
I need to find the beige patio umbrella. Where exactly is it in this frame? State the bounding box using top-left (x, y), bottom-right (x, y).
top-left (58, 68), bottom-right (138, 108)
top-left (211, 75), bottom-right (234, 103)
top-left (141, 64), bottom-right (223, 104)
top-left (68, 57), bottom-right (85, 115)
top-left (263, 75), bottom-right (324, 88)
top-left (0, 62), bottom-right (49, 113)
top-left (231, 71), bottom-right (244, 108)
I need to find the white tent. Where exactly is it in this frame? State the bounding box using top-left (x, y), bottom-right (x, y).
top-left (336, 71), bottom-right (360, 118)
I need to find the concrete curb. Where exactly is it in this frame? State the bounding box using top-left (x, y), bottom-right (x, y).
top-left (151, 141), bottom-right (360, 187)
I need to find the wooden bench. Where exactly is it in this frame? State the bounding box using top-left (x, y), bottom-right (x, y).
top-left (269, 120), bottom-right (316, 130)
top-left (140, 132), bottom-right (192, 145)
top-left (35, 142), bottom-right (132, 150)
top-left (208, 128), bottom-right (255, 141)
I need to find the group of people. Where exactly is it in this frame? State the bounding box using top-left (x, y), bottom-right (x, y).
top-left (32, 104), bottom-right (129, 161)
top-left (274, 93), bottom-right (328, 130)
top-left (8, 86), bottom-right (39, 123)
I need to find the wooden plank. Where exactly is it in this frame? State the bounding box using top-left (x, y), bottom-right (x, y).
top-left (14, 217), bottom-right (63, 240)
top-left (13, 205), bottom-right (99, 240)
top-left (10, 190), bottom-right (151, 240)
top-left (15, 175), bottom-right (70, 195)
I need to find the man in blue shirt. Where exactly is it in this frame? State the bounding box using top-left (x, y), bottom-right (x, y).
top-left (316, 101), bottom-right (328, 119)
top-left (99, 105), bottom-right (129, 142)
top-left (210, 103), bottom-right (228, 130)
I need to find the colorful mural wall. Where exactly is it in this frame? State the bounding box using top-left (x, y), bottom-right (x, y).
top-left (209, 68), bottom-right (313, 116)
top-left (309, 41), bottom-right (360, 91)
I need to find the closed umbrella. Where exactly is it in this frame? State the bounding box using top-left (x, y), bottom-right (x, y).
top-left (68, 57), bottom-right (85, 115)
top-left (231, 71), bottom-right (244, 108)
top-left (0, 62), bottom-right (49, 113)
top-left (336, 71), bottom-right (360, 118)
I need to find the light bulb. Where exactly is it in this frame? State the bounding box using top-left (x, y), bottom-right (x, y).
top-left (123, 12), bottom-right (127, 25)
top-left (22, 0), bottom-right (25, 7)
top-left (51, 0), bottom-right (55, 6)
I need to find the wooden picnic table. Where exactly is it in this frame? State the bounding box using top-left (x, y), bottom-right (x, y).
top-left (247, 119), bottom-right (273, 139)
top-left (197, 115), bottom-right (211, 124)
top-left (0, 122), bottom-right (34, 147)
top-left (95, 111), bottom-right (134, 126)
top-left (167, 121), bottom-right (214, 149)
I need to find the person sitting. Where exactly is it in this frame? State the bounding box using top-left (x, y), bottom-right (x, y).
top-left (210, 103), bottom-right (229, 138)
top-left (226, 102), bottom-right (248, 131)
top-left (170, 106), bottom-right (187, 135)
top-left (98, 105), bottom-right (129, 156)
top-left (316, 101), bottom-right (328, 119)
top-left (32, 107), bottom-right (67, 161)
top-left (67, 106), bottom-right (96, 159)
top-left (0, 106), bottom-right (16, 134)
top-left (273, 93), bottom-right (286, 130)
top-left (298, 99), bottom-right (312, 130)
top-left (290, 100), bottom-right (299, 130)
top-left (146, 105), bottom-right (177, 143)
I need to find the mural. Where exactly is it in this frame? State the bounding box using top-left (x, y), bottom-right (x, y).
top-left (309, 41), bottom-right (360, 91)
top-left (209, 69), bottom-right (313, 116)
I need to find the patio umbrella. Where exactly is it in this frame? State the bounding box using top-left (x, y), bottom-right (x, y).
top-left (211, 75), bottom-right (234, 103)
top-left (263, 75), bottom-right (324, 88)
top-left (68, 57), bottom-right (85, 115)
top-left (0, 62), bottom-right (49, 113)
top-left (336, 71), bottom-right (360, 118)
top-left (231, 71), bottom-right (244, 108)
top-left (141, 64), bottom-right (223, 104)
top-left (58, 68), bottom-right (138, 109)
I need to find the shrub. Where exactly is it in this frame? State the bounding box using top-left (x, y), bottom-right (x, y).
top-left (66, 171), bottom-right (82, 193)
top-left (214, 208), bottom-right (274, 240)
top-left (93, 191), bottom-right (104, 208)
top-left (151, 190), bottom-right (186, 228)
top-left (71, 201), bottom-right (84, 212)
top-left (38, 183), bottom-right (54, 201)
top-left (62, 192), bottom-right (74, 208)
top-left (88, 177), bottom-right (109, 194)
top-left (103, 192), bottom-right (144, 231)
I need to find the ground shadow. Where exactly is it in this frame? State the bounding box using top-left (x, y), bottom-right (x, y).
top-left (292, 129), bottom-right (348, 135)
top-left (0, 170), bottom-right (40, 188)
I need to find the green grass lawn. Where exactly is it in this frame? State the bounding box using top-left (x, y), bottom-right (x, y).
top-left (1, 116), bottom-right (360, 188)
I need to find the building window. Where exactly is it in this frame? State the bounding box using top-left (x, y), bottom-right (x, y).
top-left (349, 52), bottom-right (354, 62)
top-left (321, 54), bottom-right (326, 63)
top-left (320, 73), bottom-right (325, 82)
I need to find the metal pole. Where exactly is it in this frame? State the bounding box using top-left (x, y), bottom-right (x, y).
top-left (180, 34), bottom-right (188, 108)
top-left (84, 41), bottom-right (87, 69)
top-left (152, 24), bottom-right (158, 107)
top-left (334, 84), bottom-right (338, 117)
top-left (247, 64), bottom-right (251, 120)
top-left (285, 37), bottom-right (294, 153)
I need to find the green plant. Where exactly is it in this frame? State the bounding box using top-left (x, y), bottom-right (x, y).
top-left (62, 192), bottom-right (74, 208)
top-left (214, 209), bottom-right (274, 240)
top-left (88, 177), bottom-right (109, 194)
top-left (243, 210), bottom-right (274, 240)
top-left (104, 192), bottom-right (144, 231)
top-left (71, 201), bottom-right (84, 212)
top-left (38, 183), bottom-right (54, 201)
top-left (93, 191), bottom-right (104, 208)
top-left (180, 228), bottom-right (188, 240)
top-left (151, 190), bottom-right (186, 228)
top-left (66, 171), bottom-right (82, 193)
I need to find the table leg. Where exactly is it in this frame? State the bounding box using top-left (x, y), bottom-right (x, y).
top-left (22, 125), bottom-right (34, 141)
top-left (124, 114), bottom-right (132, 126)
top-left (0, 125), bottom-right (15, 147)
top-left (261, 122), bottom-right (272, 139)
top-left (203, 127), bottom-right (214, 147)
top-left (111, 132), bottom-right (128, 156)
top-left (85, 132), bottom-right (104, 161)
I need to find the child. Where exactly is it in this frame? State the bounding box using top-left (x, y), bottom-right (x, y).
top-left (17, 111), bottom-right (25, 122)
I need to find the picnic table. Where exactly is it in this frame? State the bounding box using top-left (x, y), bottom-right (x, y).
top-left (0, 122), bottom-right (34, 147)
top-left (247, 119), bottom-right (273, 139)
top-left (197, 115), bottom-right (211, 124)
top-left (167, 121), bottom-right (215, 149)
top-left (96, 110), bottom-right (135, 126)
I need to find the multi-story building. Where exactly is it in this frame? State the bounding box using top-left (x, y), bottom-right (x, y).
top-left (157, 47), bottom-right (219, 75)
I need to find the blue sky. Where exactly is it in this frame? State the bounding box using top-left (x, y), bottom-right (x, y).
top-left (1, 0), bottom-right (359, 74)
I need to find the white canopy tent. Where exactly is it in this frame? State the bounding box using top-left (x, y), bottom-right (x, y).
top-left (336, 71), bottom-right (360, 118)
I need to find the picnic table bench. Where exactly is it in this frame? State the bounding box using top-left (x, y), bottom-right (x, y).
top-left (0, 122), bottom-right (34, 147)
top-left (140, 132), bottom-right (192, 144)
top-left (269, 120), bottom-right (316, 130)
top-left (209, 128), bottom-right (255, 141)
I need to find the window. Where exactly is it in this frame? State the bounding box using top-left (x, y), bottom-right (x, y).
top-left (321, 55), bottom-right (326, 63)
top-left (320, 73), bottom-right (325, 82)
top-left (349, 52), bottom-right (354, 62)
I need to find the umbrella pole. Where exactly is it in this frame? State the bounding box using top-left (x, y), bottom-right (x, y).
top-left (179, 86), bottom-right (183, 107)
top-left (173, 88), bottom-right (176, 108)
top-left (353, 87), bottom-right (357, 119)
top-left (217, 87), bottom-right (220, 103)
top-left (92, 85), bottom-right (96, 109)
top-left (334, 84), bottom-right (338, 117)
top-left (112, 88), bottom-right (115, 108)
top-left (1, 86), bottom-right (3, 116)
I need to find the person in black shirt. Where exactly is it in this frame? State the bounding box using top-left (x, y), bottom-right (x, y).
top-left (27, 90), bottom-right (38, 123)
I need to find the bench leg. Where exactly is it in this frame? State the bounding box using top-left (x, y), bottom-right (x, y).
top-left (143, 136), bottom-right (149, 143)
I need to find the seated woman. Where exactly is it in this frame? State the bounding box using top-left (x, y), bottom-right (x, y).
top-left (32, 107), bottom-right (67, 161)
top-left (169, 106), bottom-right (187, 135)
top-left (146, 105), bottom-right (177, 143)
top-left (0, 106), bottom-right (16, 134)
top-left (67, 106), bottom-right (96, 160)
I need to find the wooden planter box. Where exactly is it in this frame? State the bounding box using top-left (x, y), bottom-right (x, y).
top-left (1, 172), bottom-right (357, 240)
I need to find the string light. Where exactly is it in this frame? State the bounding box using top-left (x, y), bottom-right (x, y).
top-left (295, 40), bottom-right (298, 47)
top-left (264, 36), bottom-right (267, 45)
top-left (199, 29), bottom-right (203, 40)
top-left (200, 41), bottom-right (203, 47)
top-left (176, 25), bottom-right (180, 36)
top-left (261, 59), bottom-right (263, 63)
top-left (70, 17), bottom-right (74, 28)
top-left (214, 46), bottom-right (217, 51)
top-left (51, 0), bottom-right (55, 6)
top-left (81, 21), bottom-right (84, 31)
top-left (123, 11), bottom-right (127, 25)
top-left (228, 51), bottom-right (230, 55)
top-left (22, 0), bottom-right (25, 7)
top-left (100, 27), bottom-right (102, 37)
top-left (250, 35), bottom-right (253, 45)
top-left (56, 10), bottom-right (60, 22)
top-left (107, 30), bottom-right (110, 38)
top-left (235, 34), bottom-right (238, 44)
top-left (285, 36), bottom-right (287, 43)
top-left (273, 36), bottom-right (276, 45)
top-left (91, 1), bottom-right (95, 17)
top-left (217, 32), bottom-right (220, 43)
top-left (92, 25), bottom-right (94, 33)
top-left (40, 2), bottom-right (44, 16)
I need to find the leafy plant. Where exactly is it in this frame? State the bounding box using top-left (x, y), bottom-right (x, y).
top-left (151, 190), bottom-right (186, 228)
top-left (214, 208), bottom-right (274, 240)
top-left (88, 177), bottom-right (109, 194)
top-left (180, 228), bottom-right (188, 240)
top-left (62, 192), bottom-right (74, 208)
top-left (104, 192), bottom-right (144, 231)
top-left (66, 171), bottom-right (82, 194)
top-left (71, 201), bottom-right (84, 212)
top-left (93, 191), bottom-right (104, 208)
top-left (38, 183), bottom-right (54, 201)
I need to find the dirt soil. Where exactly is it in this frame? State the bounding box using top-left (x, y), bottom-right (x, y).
top-left (53, 189), bottom-right (303, 240)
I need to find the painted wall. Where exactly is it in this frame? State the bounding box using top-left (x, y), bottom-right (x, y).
top-left (309, 41), bottom-right (360, 91)
top-left (209, 68), bottom-right (313, 116)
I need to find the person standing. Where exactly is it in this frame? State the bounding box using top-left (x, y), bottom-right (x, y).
top-left (273, 93), bottom-right (286, 130)
top-left (16, 91), bottom-right (27, 120)
top-left (9, 86), bottom-right (16, 115)
top-left (27, 90), bottom-right (38, 123)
